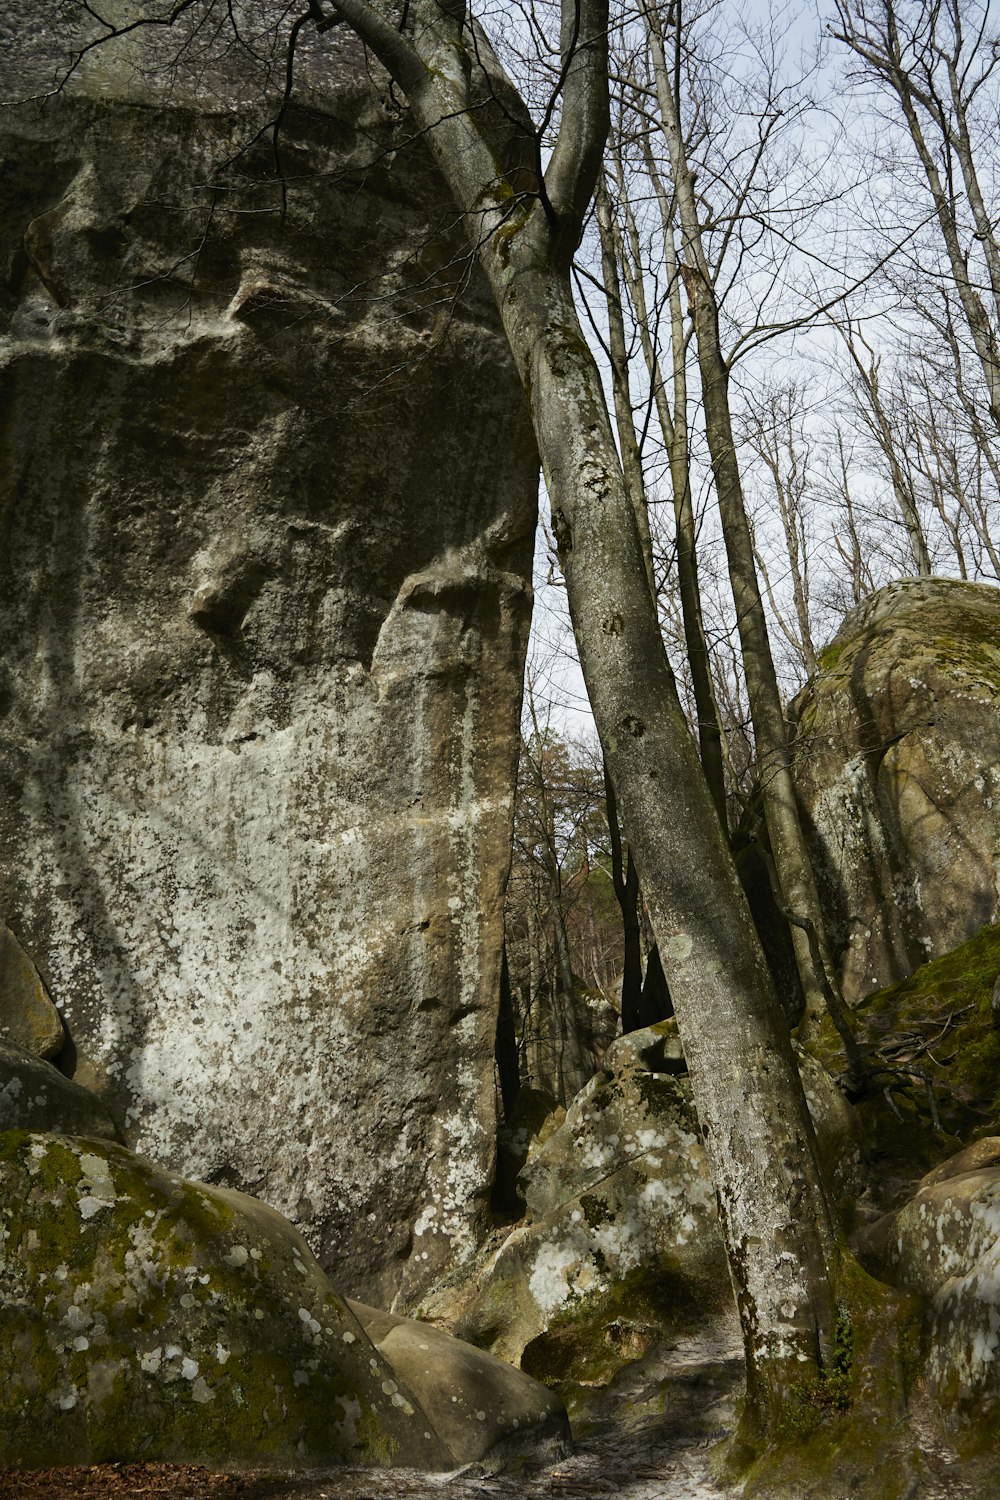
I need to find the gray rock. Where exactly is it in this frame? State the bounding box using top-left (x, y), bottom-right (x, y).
top-left (0, 1131), bottom-right (452, 1469)
top-left (793, 578), bottom-right (1000, 1005)
top-left (0, 922), bottom-right (63, 1059)
top-left (348, 1300), bottom-right (571, 1467)
top-left (452, 1064), bottom-right (727, 1368)
top-left (856, 1152), bottom-right (1000, 1421)
top-left (601, 1020), bottom-right (686, 1077)
top-left (444, 1037), bottom-right (859, 1369)
top-left (0, 1037), bottom-right (117, 1138)
top-left (0, 7), bottom-right (536, 1305)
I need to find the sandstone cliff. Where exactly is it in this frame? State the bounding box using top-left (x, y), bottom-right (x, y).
top-left (0, 4), bottom-right (538, 1307)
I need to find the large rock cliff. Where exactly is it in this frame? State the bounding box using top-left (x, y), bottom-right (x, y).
top-left (793, 578), bottom-right (1000, 1006)
top-left (0, 5), bottom-right (538, 1306)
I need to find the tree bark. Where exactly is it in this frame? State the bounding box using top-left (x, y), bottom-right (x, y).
top-left (604, 760), bottom-right (643, 1033)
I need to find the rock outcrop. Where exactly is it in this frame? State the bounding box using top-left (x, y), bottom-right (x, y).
top-left (447, 1034), bottom-right (729, 1371)
top-left (793, 578), bottom-right (1000, 1005)
top-left (857, 1142), bottom-right (1000, 1434)
top-left (443, 1024), bottom-right (861, 1380)
top-left (0, 6), bottom-right (537, 1305)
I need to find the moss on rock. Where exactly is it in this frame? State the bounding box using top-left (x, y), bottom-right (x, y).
top-left (810, 923), bottom-right (1000, 1196)
top-left (0, 1130), bottom-right (450, 1470)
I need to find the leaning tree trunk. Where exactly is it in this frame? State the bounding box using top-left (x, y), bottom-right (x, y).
top-left (328, 0), bottom-right (886, 1432)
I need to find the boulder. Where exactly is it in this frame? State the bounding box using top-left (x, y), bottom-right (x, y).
top-left (450, 1029), bottom-right (861, 1373)
top-left (793, 578), bottom-right (1000, 1005)
top-left (0, 1130), bottom-right (453, 1469)
top-left (0, 6), bottom-right (537, 1305)
top-left (0, 1038), bottom-right (117, 1139)
top-left (452, 1061), bottom-right (728, 1370)
top-left (348, 1300), bottom-right (570, 1466)
top-left (856, 1148), bottom-right (1000, 1426)
top-left (0, 922), bottom-right (63, 1059)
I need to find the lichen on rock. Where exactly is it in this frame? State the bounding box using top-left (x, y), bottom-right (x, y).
top-left (0, 1130), bottom-right (451, 1470)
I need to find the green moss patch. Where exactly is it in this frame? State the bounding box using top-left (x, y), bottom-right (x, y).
top-left (810, 924), bottom-right (1000, 1195)
top-left (0, 1131), bottom-right (447, 1471)
top-left (519, 1262), bottom-right (729, 1420)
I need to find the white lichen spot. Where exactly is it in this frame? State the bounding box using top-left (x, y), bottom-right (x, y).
top-left (181, 1358), bottom-right (199, 1380)
top-left (223, 1245), bottom-right (249, 1268)
top-left (528, 1242), bottom-right (580, 1317)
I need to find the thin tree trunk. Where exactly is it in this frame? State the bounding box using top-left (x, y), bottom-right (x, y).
top-left (595, 172), bottom-right (656, 600)
top-left (330, 0), bottom-right (886, 1427)
top-left (613, 134), bottom-right (728, 828)
top-left (646, 13), bottom-right (859, 1058)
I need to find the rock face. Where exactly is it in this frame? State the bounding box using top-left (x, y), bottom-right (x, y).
top-left (793, 578), bottom-right (1000, 1005)
top-left (0, 1130), bottom-right (453, 1469)
top-left (857, 1143), bottom-right (1000, 1431)
top-left (0, 8), bottom-right (537, 1305)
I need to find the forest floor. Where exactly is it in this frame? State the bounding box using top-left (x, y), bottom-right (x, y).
top-left (0, 1322), bottom-right (740, 1500)
top-left (0, 1315), bottom-right (980, 1500)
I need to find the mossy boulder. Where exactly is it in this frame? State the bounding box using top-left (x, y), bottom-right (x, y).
top-left (0, 923), bottom-right (62, 1059)
top-left (0, 1131), bottom-right (452, 1470)
top-left (810, 923), bottom-right (1000, 1194)
top-left (453, 1062), bottom-right (728, 1371)
top-left (0, 1039), bottom-right (118, 1140)
top-left (348, 1299), bottom-right (570, 1466)
top-left (856, 1147), bottom-right (1000, 1447)
top-left (793, 577), bottom-right (1000, 1005)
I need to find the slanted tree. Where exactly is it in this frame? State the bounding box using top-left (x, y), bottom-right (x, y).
top-left (45, 0), bottom-right (910, 1459)
top-left (301, 0), bottom-right (882, 1437)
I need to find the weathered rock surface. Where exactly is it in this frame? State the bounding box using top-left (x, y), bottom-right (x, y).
top-left (349, 1299), bottom-right (570, 1466)
top-left (449, 1053), bottom-right (728, 1370)
top-left (0, 7), bottom-right (537, 1305)
top-left (857, 1144), bottom-right (1000, 1429)
top-left (0, 1130), bottom-right (453, 1469)
top-left (0, 1038), bottom-right (117, 1139)
top-left (793, 578), bottom-right (1000, 1005)
top-left (0, 922), bottom-right (63, 1059)
top-left (444, 1028), bottom-right (860, 1373)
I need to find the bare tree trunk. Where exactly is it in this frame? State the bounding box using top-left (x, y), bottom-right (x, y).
top-left (595, 172), bottom-right (656, 600)
top-left (612, 135), bottom-right (728, 828)
top-left (604, 760), bottom-right (643, 1032)
top-left (328, 0), bottom-right (885, 1430)
top-left (646, 13), bottom-right (858, 1057)
top-left (837, 321), bottom-right (933, 576)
